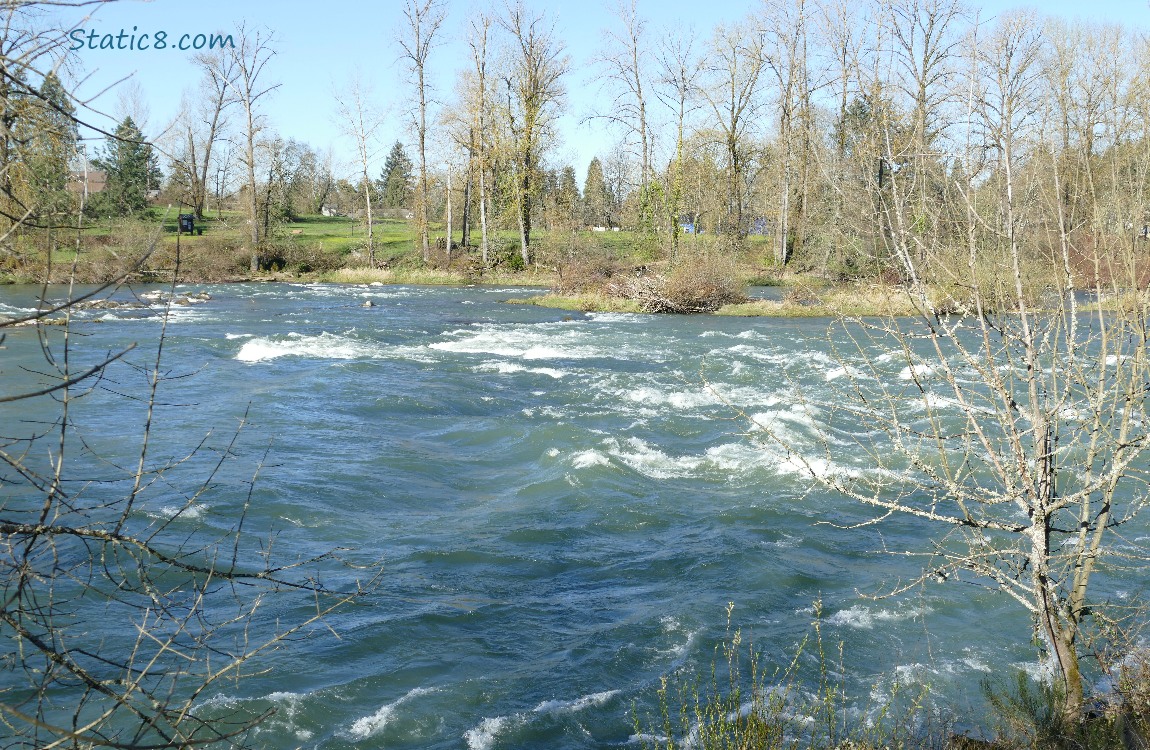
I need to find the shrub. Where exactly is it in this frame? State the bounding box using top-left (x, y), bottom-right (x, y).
top-left (281, 241), bottom-right (346, 274)
top-left (551, 235), bottom-right (621, 295)
top-left (172, 237), bottom-right (250, 282)
top-left (607, 251), bottom-right (747, 314)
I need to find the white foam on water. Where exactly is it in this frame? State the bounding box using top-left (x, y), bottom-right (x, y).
top-left (828, 604), bottom-right (931, 629)
top-left (604, 436), bottom-right (704, 479)
top-left (1057, 405), bottom-right (1085, 420)
top-left (533, 689), bottom-right (620, 714)
top-left (625, 386), bottom-right (716, 409)
top-left (586, 312), bottom-right (644, 323)
top-left (920, 392), bottom-right (960, 412)
top-left (429, 322), bottom-right (659, 362)
top-left (699, 437), bottom-right (855, 483)
top-left (776, 453), bottom-right (861, 480)
top-left (1014, 656), bottom-right (1058, 684)
top-left (347, 686), bottom-right (438, 740)
top-left (225, 333), bottom-right (254, 340)
top-left (0, 303), bottom-right (39, 317)
top-left (428, 324), bottom-right (589, 359)
top-left (703, 442), bottom-right (776, 472)
top-left (826, 365), bottom-right (866, 381)
top-left (899, 363), bottom-right (937, 380)
top-left (473, 361), bottom-right (569, 379)
top-left (236, 332), bottom-right (382, 362)
top-left (699, 329), bottom-right (769, 341)
top-left (659, 627), bottom-right (701, 660)
top-left (746, 404), bottom-right (822, 440)
top-left (257, 692), bottom-right (314, 741)
top-left (893, 662), bottom-right (938, 685)
top-left (464, 715), bottom-right (521, 750)
top-left (722, 344), bottom-right (790, 364)
top-left (570, 450), bottom-right (611, 469)
top-left (151, 503), bottom-right (209, 522)
top-left (588, 435), bottom-right (861, 483)
top-left (385, 343), bottom-right (440, 363)
top-left (199, 690), bottom-right (314, 741)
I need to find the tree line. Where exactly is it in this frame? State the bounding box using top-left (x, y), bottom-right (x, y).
top-left (386, 0), bottom-right (1150, 285)
top-left (2, 0), bottom-right (1149, 280)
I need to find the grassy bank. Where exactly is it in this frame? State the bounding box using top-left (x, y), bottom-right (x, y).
top-left (11, 216), bottom-right (1131, 321)
top-left (322, 266), bottom-right (553, 287)
top-left (505, 292), bottom-right (645, 313)
top-left (516, 283), bottom-right (932, 317)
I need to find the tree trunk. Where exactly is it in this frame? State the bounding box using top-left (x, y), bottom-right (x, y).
top-left (518, 145), bottom-right (532, 266)
top-left (365, 174), bottom-right (374, 267)
top-left (461, 160), bottom-right (472, 249)
top-left (445, 166), bottom-right (452, 262)
top-left (479, 164), bottom-right (489, 265)
top-left (246, 108), bottom-right (259, 272)
top-left (417, 64), bottom-right (430, 263)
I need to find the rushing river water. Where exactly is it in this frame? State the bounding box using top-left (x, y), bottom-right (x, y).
top-left (1, 282), bottom-right (1143, 748)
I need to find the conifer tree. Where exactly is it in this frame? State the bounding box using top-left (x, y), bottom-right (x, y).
top-left (22, 72), bottom-right (77, 220)
top-left (582, 157), bottom-right (614, 228)
top-left (557, 164), bottom-right (580, 225)
top-left (379, 141), bottom-right (414, 209)
top-left (94, 116), bottom-right (160, 216)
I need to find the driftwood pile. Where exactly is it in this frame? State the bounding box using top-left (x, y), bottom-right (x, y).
top-left (605, 272), bottom-right (747, 314)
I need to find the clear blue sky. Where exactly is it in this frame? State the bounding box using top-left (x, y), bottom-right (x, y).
top-left (50, 0), bottom-right (1150, 183)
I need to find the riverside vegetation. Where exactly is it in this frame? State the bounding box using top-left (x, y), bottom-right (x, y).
top-left (0, 210), bottom-right (1049, 318)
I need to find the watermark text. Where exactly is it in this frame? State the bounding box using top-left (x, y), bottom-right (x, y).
top-left (69, 27), bottom-right (235, 52)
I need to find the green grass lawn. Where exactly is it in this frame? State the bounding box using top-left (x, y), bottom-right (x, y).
top-left (14, 209), bottom-right (788, 290)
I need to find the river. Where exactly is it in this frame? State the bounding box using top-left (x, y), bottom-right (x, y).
top-left (1, 282), bottom-right (1138, 748)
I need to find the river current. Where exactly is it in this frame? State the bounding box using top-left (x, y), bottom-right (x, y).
top-left (1, 282), bottom-right (1139, 748)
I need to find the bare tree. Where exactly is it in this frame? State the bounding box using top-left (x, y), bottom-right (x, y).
top-left (756, 8), bottom-right (1150, 725)
top-left (700, 20), bottom-right (764, 237)
top-left (468, 12), bottom-right (493, 265)
top-left (593, 0), bottom-right (654, 230)
top-left (813, 0), bottom-right (872, 276)
top-left (0, 8), bottom-right (370, 746)
top-left (223, 23), bottom-right (278, 272)
top-left (334, 71), bottom-right (385, 266)
top-left (398, 0), bottom-right (446, 264)
top-left (654, 26), bottom-right (702, 263)
top-left (884, 0), bottom-right (967, 267)
top-left (498, 0), bottom-right (568, 266)
top-left (761, 0), bottom-right (818, 265)
top-left (184, 49), bottom-right (238, 220)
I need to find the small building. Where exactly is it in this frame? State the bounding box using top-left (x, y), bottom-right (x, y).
top-left (68, 170), bottom-right (106, 196)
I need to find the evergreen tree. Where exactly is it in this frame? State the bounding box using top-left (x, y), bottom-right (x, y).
top-left (19, 73), bottom-right (78, 219)
top-left (557, 164), bottom-right (580, 225)
top-left (8, 72), bottom-right (77, 220)
top-left (582, 157), bottom-right (614, 228)
top-left (379, 141), bottom-right (413, 209)
top-left (94, 116), bottom-right (161, 216)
